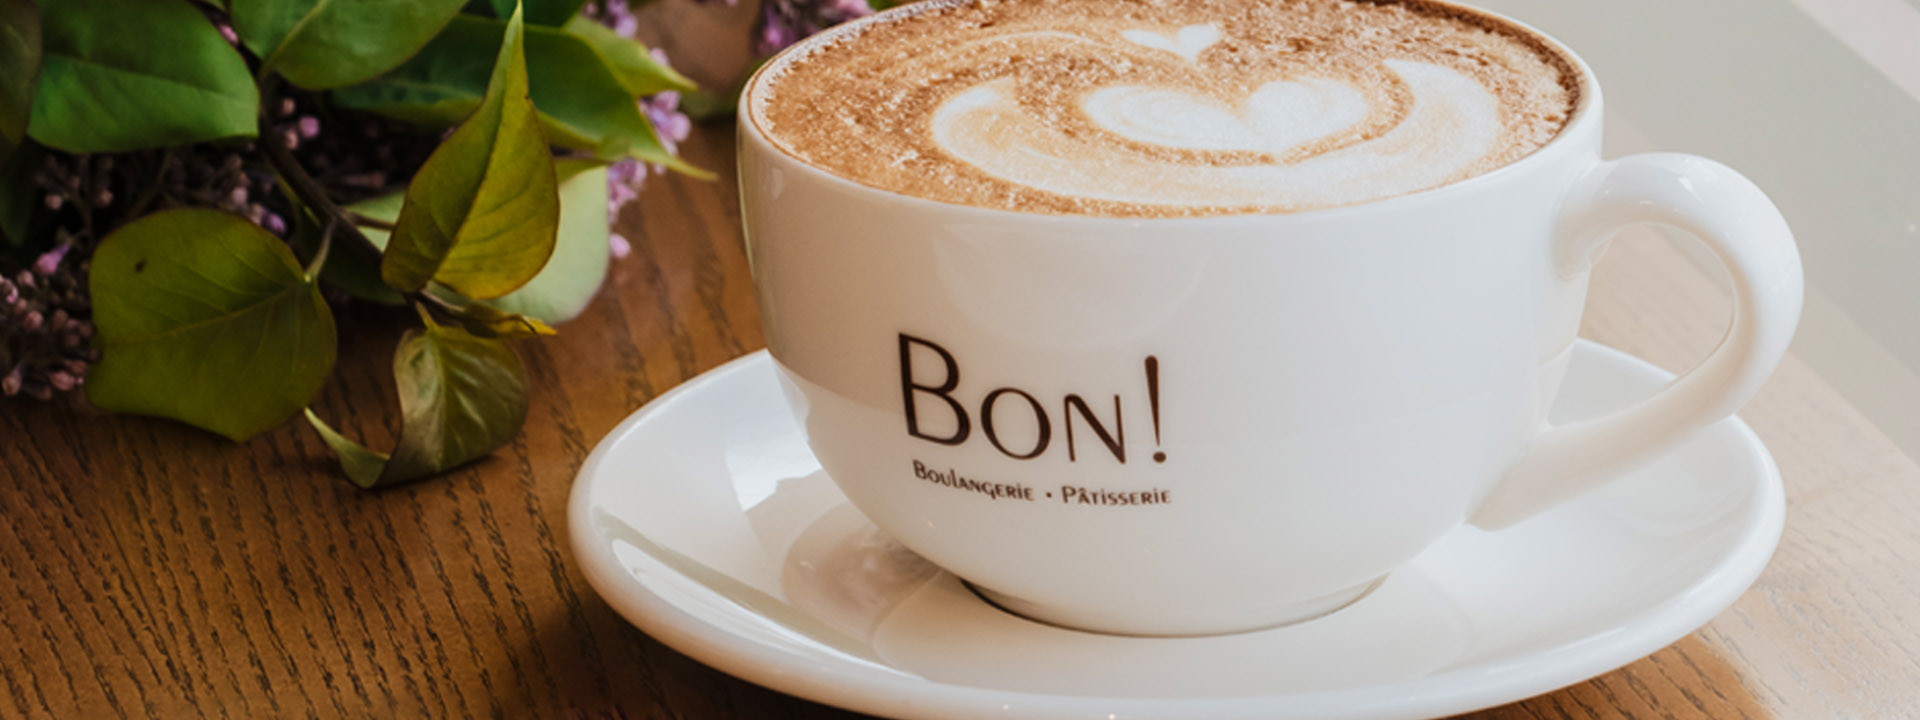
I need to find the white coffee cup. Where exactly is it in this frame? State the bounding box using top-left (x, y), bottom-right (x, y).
top-left (737, 6), bottom-right (1802, 636)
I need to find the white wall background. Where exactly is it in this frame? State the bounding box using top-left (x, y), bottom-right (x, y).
top-left (1472, 0), bottom-right (1920, 457)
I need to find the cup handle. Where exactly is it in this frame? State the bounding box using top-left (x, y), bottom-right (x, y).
top-left (1471, 153), bottom-right (1804, 530)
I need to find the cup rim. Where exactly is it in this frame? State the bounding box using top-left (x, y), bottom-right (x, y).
top-left (737, 0), bottom-right (1604, 226)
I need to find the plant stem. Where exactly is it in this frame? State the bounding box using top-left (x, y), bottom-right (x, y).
top-left (258, 122), bottom-right (384, 269)
top-left (126, 148), bottom-right (172, 219)
top-left (303, 216), bottom-right (336, 280)
top-left (349, 213), bottom-right (397, 231)
top-left (252, 90), bottom-right (490, 325)
top-left (413, 287), bottom-right (467, 319)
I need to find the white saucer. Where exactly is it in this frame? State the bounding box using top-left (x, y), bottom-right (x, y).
top-left (568, 340), bottom-right (1784, 720)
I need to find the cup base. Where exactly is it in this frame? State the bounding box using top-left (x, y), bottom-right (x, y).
top-left (965, 575), bottom-right (1387, 638)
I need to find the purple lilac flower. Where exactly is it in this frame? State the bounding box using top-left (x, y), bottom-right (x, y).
top-left (754, 0), bottom-right (873, 55)
top-left (754, 6), bottom-right (803, 56)
top-left (585, 0), bottom-right (644, 36)
top-left (578, 22), bottom-right (694, 260)
top-left (585, 0), bottom-right (870, 261)
top-left (607, 159), bottom-right (644, 216)
top-left (31, 244), bottom-right (70, 277)
top-left (1, 247), bottom-right (97, 402)
top-left (643, 90), bottom-right (692, 152)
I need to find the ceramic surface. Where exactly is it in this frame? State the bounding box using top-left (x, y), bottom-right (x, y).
top-left (569, 340), bottom-right (1784, 720)
top-left (735, 1), bottom-right (1800, 634)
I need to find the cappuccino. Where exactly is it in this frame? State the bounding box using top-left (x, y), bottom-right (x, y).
top-left (749, 0), bottom-right (1581, 217)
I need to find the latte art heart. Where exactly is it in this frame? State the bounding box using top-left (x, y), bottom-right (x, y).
top-left (933, 61), bottom-right (1498, 208)
top-left (1079, 78), bottom-right (1371, 155)
top-left (1120, 23), bottom-right (1222, 63)
top-left (754, 0), bottom-right (1580, 217)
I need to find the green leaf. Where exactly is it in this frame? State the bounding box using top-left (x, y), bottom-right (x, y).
top-left (232, 0), bottom-right (466, 90)
top-left (488, 158), bottom-right (609, 323)
top-left (380, 3), bottom-right (560, 299)
top-left (304, 408), bottom-right (389, 487)
top-left (333, 15), bottom-right (702, 173)
top-left (677, 85), bottom-right (739, 122)
top-left (562, 15), bottom-right (693, 95)
top-left (28, 0), bottom-right (257, 153)
top-left (0, 0), bottom-right (41, 159)
top-left (0, 140), bottom-right (38, 247)
top-left (676, 58), bottom-right (761, 122)
top-left (304, 321), bottom-right (529, 488)
top-left (88, 209), bottom-right (337, 441)
top-left (489, 0), bottom-right (585, 26)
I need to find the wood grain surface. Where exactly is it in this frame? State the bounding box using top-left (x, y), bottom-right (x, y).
top-left (7, 25), bottom-right (1920, 720)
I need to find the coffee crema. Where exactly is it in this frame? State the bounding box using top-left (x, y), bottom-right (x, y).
top-left (749, 0), bottom-right (1581, 217)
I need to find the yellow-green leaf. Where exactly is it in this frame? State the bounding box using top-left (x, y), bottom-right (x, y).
top-left (436, 298), bottom-right (556, 339)
top-left (385, 322), bottom-right (527, 481)
top-left (485, 158), bottom-right (608, 323)
top-left (346, 159), bottom-right (605, 326)
top-left (304, 322), bottom-right (529, 488)
top-left (88, 209), bottom-right (336, 441)
top-left (304, 408), bottom-right (388, 487)
top-left (381, 2), bottom-right (560, 299)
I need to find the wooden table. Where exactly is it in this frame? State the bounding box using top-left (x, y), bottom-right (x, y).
top-left (7, 110), bottom-right (1920, 720)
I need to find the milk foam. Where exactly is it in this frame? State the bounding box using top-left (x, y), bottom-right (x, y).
top-left (754, 0), bottom-right (1579, 217)
top-left (933, 57), bottom-right (1499, 208)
